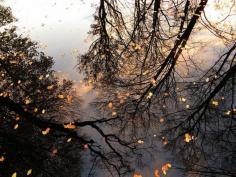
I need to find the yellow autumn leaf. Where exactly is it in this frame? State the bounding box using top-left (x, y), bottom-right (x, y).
top-left (67, 138), bottom-right (72, 143)
top-left (224, 110), bottom-right (231, 115)
top-left (211, 100), bottom-right (219, 107)
top-left (179, 97), bottom-right (186, 102)
top-left (137, 140), bottom-right (144, 144)
top-left (14, 124), bottom-right (19, 129)
top-left (10, 60), bottom-right (17, 64)
top-left (42, 128), bottom-right (50, 135)
top-left (38, 75), bottom-right (43, 80)
top-left (12, 172), bottom-right (17, 177)
top-left (184, 133), bottom-right (193, 143)
top-left (41, 109), bottom-right (46, 114)
top-left (112, 111), bottom-right (117, 117)
top-left (27, 169), bottom-right (32, 176)
top-left (58, 94), bottom-right (64, 99)
top-left (25, 99), bottom-right (32, 105)
top-left (147, 92), bottom-right (153, 99)
top-left (47, 85), bottom-right (54, 90)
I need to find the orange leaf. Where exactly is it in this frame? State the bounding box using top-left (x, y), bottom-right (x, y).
top-left (52, 149), bottom-right (58, 155)
top-left (108, 102), bottom-right (113, 109)
top-left (67, 95), bottom-right (73, 103)
top-left (64, 123), bottom-right (76, 129)
top-left (0, 156), bottom-right (5, 162)
top-left (162, 163), bottom-right (172, 175)
top-left (154, 169), bottom-right (160, 177)
top-left (133, 173), bottom-right (142, 177)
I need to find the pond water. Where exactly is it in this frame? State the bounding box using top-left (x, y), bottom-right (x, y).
top-left (2, 0), bottom-right (234, 176)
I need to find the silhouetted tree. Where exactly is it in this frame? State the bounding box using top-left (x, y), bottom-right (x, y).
top-left (0, 4), bottom-right (139, 177)
top-left (0, 4), bottom-right (84, 177)
top-left (80, 0), bottom-right (236, 176)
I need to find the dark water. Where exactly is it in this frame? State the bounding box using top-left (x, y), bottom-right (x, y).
top-left (4, 0), bottom-right (231, 176)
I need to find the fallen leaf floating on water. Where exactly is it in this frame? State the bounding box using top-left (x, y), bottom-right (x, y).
top-left (137, 140), bottom-right (144, 144)
top-left (67, 138), bottom-right (72, 143)
top-left (10, 60), bottom-right (17, 64)
top-left (14, 124), bottom-right (19, 129)
top-left (150, 78), bottom-right (156, 85)
top-left (112, 111), bottom-right (117, 117)
top-left (67, 95), bottom-right (73, 103)
top-left (159, 117), bottom-right (165, 123)
top-left (25, 98), bottom-right (32, 105)
top-left (38, 75), bottom-right (43, 80)
top-left (15, 115), bottom-right (20, 121)
top-left (34, 108), bottom-right (38, 112)
top-left (64, 123), bottom-right (76, 129)
top-left (58, 94), bottom-right (64, 99)
top-left (179, 96), bottom-right (186, 102)
top-left (27, 169), bottom-right (32, 176)
top-left (84, 144), bottom-right (89, 150)
top-left (162, 137), bottom-right (168, 145)
top-left (41, 109), bottom-right (46, 114)
top-left (184, 133), bottom-right (193, 143)
top-left (147, 92), bottom-right (153, 99)
top-left (52, 149), bottom-right (58, 155)
top-left (12, 172), bottom-right (17, 177)
top-left (0, 156), bottom-right (5, 162)
top-left (224, 110), bottom-right (231, 115)
top-left (108, 102), bottom-right (113, 109)
top-left (162, 163), bottom-right (172, 175)
top-left (133, 173), bottom-right (142, 177)
top-left (42, 128), bottom-right (50, 135)
top-left (47, 85), bottom-right (54, 90)
top-left (154, 169), bottom-right (160, 177)
top-left (211, 100), bottom-right (219, 107)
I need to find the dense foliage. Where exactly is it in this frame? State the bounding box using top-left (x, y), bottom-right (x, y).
top-left (0, 5), bottom-right (81, 177)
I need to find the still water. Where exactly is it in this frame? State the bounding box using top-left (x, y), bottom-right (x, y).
top-left (3, 0), bottom-right (227, 176)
